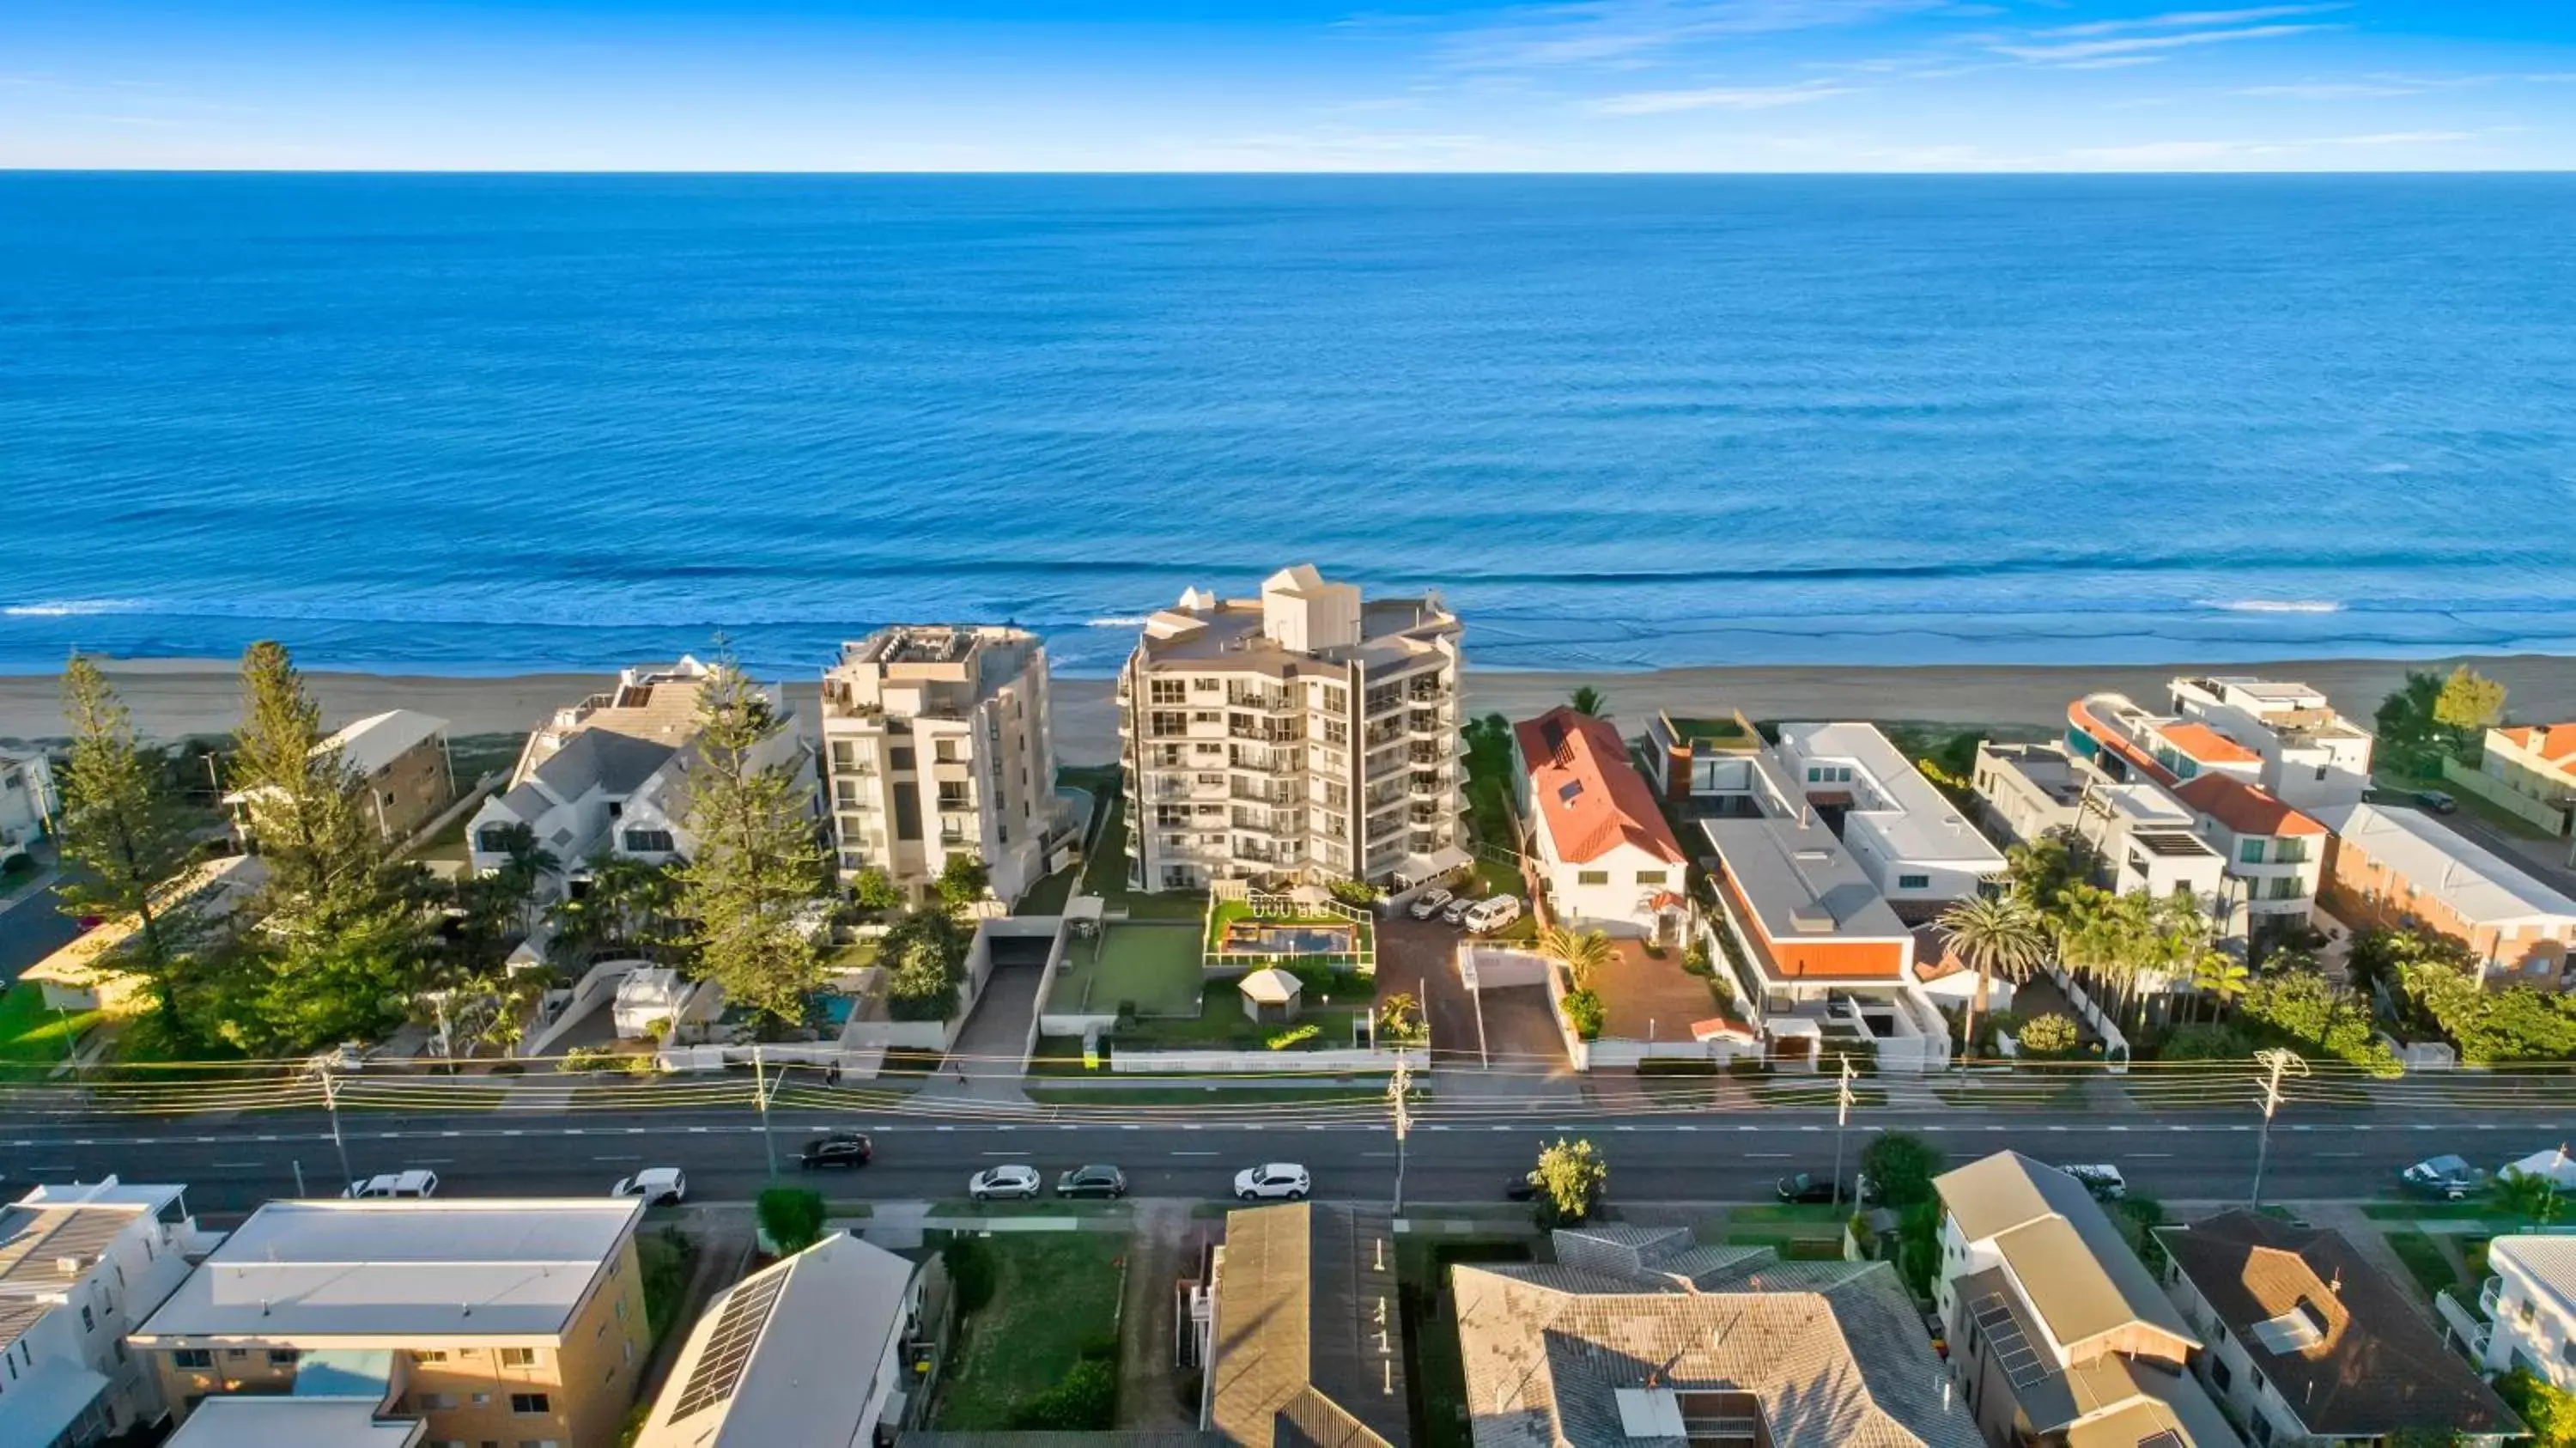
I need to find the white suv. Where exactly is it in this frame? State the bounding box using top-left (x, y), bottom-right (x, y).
top-left (969, 1165), bottom-right (1042, 1202)
top-left (611, 1168), bottom-right (687, 1206)
top-left (1234, 1163), bottom-right (1312, 1201)
top-left (1461, 896), bottom-right (1522, 934)
top-left (343, 1169), bottom-right (439, 1200)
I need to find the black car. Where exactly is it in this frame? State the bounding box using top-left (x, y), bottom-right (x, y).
top-left (799, 1129), bottom-right (874, 1170)
top-left (1056, 1164), bottom-right (1127, 1199)
top-left (1775, 1172), bottom-right (1853, 1205)
top-left (1504, 1174), bottom-right (1536, 1202)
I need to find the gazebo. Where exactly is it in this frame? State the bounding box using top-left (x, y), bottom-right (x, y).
top-left (1237, 967), bottom-right (1303, 1025)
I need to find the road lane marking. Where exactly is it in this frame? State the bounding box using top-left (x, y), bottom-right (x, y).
top-left (981, 1151), bottom-right (1031, 1157)
top-left (1171, 1151), bottom-right (1218, 1157)
top-left (1746, 1153), bottom-right (1792, 1159)
top-left (592, 1154), bottom-right (641, 1162)
top-left (210, 1161), bottom-right (263, 1169)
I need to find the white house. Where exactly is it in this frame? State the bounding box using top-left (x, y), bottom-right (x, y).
top-left (1510, 706), bottom-right (1686, 940)
top-left (0, 1177), bottom-right (219, 1448)
top-left (611, 967), bottom-right (721, 1041)
top-left (1774, 721), bottom-right (2005, 918)
top-left (1972, 741), bottom-right (2228, 916)
top-left (2168, 675), bottom-right (2374, 812)
top-left (2479, 1236), bottom-right (2576, 1389)
top-left (0, 746), bottom-right (58, 869)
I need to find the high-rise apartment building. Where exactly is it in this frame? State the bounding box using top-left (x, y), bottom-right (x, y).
top-left (819, 625), bottom-right (1061, 905)
top-left (1118, 565), bottom-right (1464, 893)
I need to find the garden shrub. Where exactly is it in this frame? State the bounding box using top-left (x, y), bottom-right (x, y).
top-left (1561, 989), bottom-right (1605, 1040)
top-left (756, 1187), bottom-right (826, 1256)
top-left (2015, 1012), bottom-right (2081, 1058)
top-left (1266, 1023), bottom-right (1321, 1050)
top-left (1011, 1353), bottom-right (1117, 1430)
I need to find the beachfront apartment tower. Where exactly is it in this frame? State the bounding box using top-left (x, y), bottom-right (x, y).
top-left (820, 625), bottom-right (1062, 907)
top-left (2167, 675), bottom-right (2374, 811)
top-left (1117, 565), bottom-right (1466, 893)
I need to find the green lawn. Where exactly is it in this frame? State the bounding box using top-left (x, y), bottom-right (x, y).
top-left (1060, 922), bottom-right (1205, 1017)
top-left (934, 1232), bottom-right (1128, 1431)
top-left (1015, 864), bottom-right (1078, 916)
top-left (1112, 980), bottom-right (1360, 1051)
top-left (1072, 780), bottom-right (1206, 922)
top-left (0, 983), bottom-right (98, 1068)
top-left (2384, 1230), bottom-right (2461, 1302)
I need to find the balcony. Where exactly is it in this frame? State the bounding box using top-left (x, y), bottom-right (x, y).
top-left (2482, 1276), bottom-right (2504, 1317)
top-left (1406, 741), bottom-right (1458, 767)
top-left (1364, 689), bottom-right (1406, 720)
top-left (1230, 784), bottom-right (1294, 806)
top-left (1224, 686), bottom-right (1294, 713)
top-left (1408, 771), bottom-right (1450, 798)
top-left (1406, 709), bottom-right (1453, 739)
top-left (1362, 721), bottom-right (1406, 751)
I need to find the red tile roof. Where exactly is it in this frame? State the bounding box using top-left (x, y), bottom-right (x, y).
top-left (1513, 707), bottom-right (1686, 867)
top-left (2173, 774), bottom-right (2325, 837)
top-left (2498, 724), bottom-right (2576, 773)
top-left (2157, 721), bottom-right (2261, 766)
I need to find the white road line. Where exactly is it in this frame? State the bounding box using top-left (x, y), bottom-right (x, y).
top-left (981, 1150), bottom-right (1031, 1157)
top-left (210, 1161), bottom-right (263, 1169)
top-left (592, 1154), bottom-right (641, 1162)
top-left (1746, 1153), bottom-right (1792, 1159)
top-left (2129, 1153), bottom-right (2175, 1159)
top-left (1171, 1151), bottom-right (1219, 1157)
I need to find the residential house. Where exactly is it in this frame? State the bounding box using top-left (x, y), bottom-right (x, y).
top-left (227, 709), bottom-right (455, 848)
top-left (1774, 721), bottom-right (2006, 916)
top-left (1971, 742), bottom-right (2227, 912)
top-left (1119, 566), bottom-right (1467, 893)
top-left (1933, 1152), bottom-right (2241, 1448)
top-left (0, 1177), bottom-right (216, 1448)
top-left (634, 1233), bottom-right (933, 1448)
top-left (2155, 1209), bottom-right (2519, 1445)
top-left (1200, 1202), bottom-right (1409, 1447)
top-left (2481, 723), bottom-right (2576, 838)
top-left (1639, 709), bottom-right (1765, 803)
top-left (1511, 706), bottom-right (1686, 940)
top-left (466, 659), bottom-right (817, 894)
top-left (1450, 1224), bottom-right (1983, 1447)
top-left (2473, 1235), bottom-right (2576, 1389)
top-left (2313, 800), bottom-right (2576, 982)
top-left (17, 855), bottom-right (269, 1016)
top-left (820, 624), bottom-right (1065, 907)
top-left (2166, 677), bottom-right (2374, 811)
top-left (0, 745), bottom-right (57, 868)
top-left (130, 1198), bottom-right (652, 1448)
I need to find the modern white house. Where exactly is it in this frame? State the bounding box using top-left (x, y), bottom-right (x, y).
top-left (466, 659), bottom-right (817, 895)
top-left (0, 1177), bottom-right (218, 1448)
top-left (819, 624), bottom-right (1066, 907)
top-left (1972, 741), bottom-right (2228, 916)
top-left (1118, 565), bottom-right (1467, 893)
top-left (610, 967), bottom-right (721, 1041)
top-left (1773, 721), bottom-right (2005, 918)
top-left (2476, 1235), bottom-right (2576, 1389)
top-left (0, 746), bottom-right (58, 869)
top-left (2167, 675), bottom-right (2375, 812)
top-left (632, 1232), bottom-right (929, 1448)
top-left (1510, 706), bottom-right (1686, 940)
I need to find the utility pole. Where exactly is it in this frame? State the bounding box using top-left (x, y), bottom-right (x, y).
top-left (1388, 1060), bottom-right (1414, 1217)
top-left (753, 1044), bottom-right (779, 1179)
top-left (319, 1066), bottom-right (353, 1190)
top-left (1832, 1054), bottom-right (1858, 1213)
top-left (2250, 1048), bottom-right (2308, 1208)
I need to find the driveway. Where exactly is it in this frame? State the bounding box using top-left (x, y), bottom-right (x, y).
top-left (1373, 914), bottom-right (1480, 1066)
top-left (0, 873), bottom-right (79, 988)
top-left (930, 952), bottom-right (1046, 1098)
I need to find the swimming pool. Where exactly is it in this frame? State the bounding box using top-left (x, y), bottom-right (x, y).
top-left (1220, 922), bottom-right (1358, 957)
top-left (810, 992), bottom-right (859, 1027)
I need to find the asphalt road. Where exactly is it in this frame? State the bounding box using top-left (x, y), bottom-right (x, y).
top-left (2, 1102), bottom-right (2558, 1216)
top-left (0, 874), bottom-right (79, 987)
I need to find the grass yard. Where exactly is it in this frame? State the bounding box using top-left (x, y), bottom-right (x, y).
top-left (934, 1232), bottom-right (1128, 1431)
top-left (0, 983), bottom-right (99, 1069)
top-left (1113, 980), bottom-right (1360, 1051)
top-left (1060, 922), bottom-right (1205, 1017)
top-left (1015, 864), bottom-right (1078, 916)
top-left (2384, 1229), bottom-right (2462, 1303)
top-left (1399, 1237), bottom-right (1536, 1448)
top-left (1073, 780), bottom-right (1206, 922)
top-left (926, 1199), bottom-right (1133, 1219)
top-left (635, 1225), bottom-right (696, 1342)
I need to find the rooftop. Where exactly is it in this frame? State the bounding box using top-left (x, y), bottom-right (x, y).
top-left (2154, 721), bottom-right (2261, 767)
top-left (0, 1178), bottom-right (186, 1349)
top-left (1935, 1152), bottom-right (2194, 1353)
top-left (825, 624), bottom-right (1044, 718)
top-left (1515, 708), bottom-right (1686, 867)
top-left (1133, 565), bottom-right (1456, 677)
top-left (2495, 723), bottom-right (2576, 776)
top-left (2490, 1235), bottom-right (2576, 1306)
top-left (1777, 722), bottom-right (2006, 870)
top-left (2315, 801), bottom-right (2576, 926)
top-left (1699, 746), bottom-right (1912, 958)
top-left (2171, 774), bottom-right (2325, 839)
top-left (2156, 1210), bottom-right (2518, 1438)
top-left (636, 1233), bottom-right (918, 1447)
top-left (132, 1198), bottom-right (641, 1344)
top-left (514, 659), bottom-right (714, 788)
top-left (164, 1398), bottom-right (423, 1448)
top-left (1208, 1202), bottom-right (1407, 1448)
top-left (224, 710), bottom-right (450, 803)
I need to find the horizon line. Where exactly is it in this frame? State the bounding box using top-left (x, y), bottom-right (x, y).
top-left (7, 166), bottom-right (2576, 179)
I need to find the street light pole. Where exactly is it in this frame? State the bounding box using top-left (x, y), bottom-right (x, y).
top-left (753, 1044), bottom-right (779, 1179)
top-left (1388, 1060), bottom-right (1413, 1217)
top-left (1832, 1054), bottom-right (1857, 1213)
top-left (2250, 1047), bottom-right (2308, 1208)
top-left (319, 1068), bottom-right (353, 1191)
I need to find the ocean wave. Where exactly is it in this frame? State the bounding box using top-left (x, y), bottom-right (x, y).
top-left (3, 599), bottom-right (141, 618)
top-left (2208, 600), bottom-right (2345, 615)
top-left (1084, 616), bottom-right (1146, 628)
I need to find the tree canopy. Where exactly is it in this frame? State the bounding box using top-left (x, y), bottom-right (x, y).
top-left (53, 657), bottom-right (204, 1035)
top-left (675, 663), bottom-right (828, 1025)
top-left (1529, 1138), bottom-right (1607, 1227)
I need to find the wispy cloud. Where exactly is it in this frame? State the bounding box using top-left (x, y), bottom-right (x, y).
top-left (2236, 80), bottom-right (2420, 99)
top-left (2032, 4), bottom-right (2347, 40)
top-left (1438, 0), bottom-right (1946, 71)
top-left (1590, 78), bottom-right (1857, 113)
top-left (2069, 129), bottom-right (2476, 163)
top-left (1993, 21), bottom-right (2329, 64)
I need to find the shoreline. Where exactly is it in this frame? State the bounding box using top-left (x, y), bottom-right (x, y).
top-left (4, 653), bottom-right (2572, 766)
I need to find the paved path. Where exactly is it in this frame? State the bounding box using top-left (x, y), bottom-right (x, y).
top-left (0, 856), bottom-right (77, 987)
top-left (921, 964), bottom-right (1043, 1104)
top-left (1117, 1199), bottom-right (1199, 1430)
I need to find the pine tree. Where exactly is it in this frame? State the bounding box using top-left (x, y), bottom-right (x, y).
top-left (231, 641), bottom-right (374, 901)
top-left (53, 657), bottom-right (202, 1035)
top-left (676, 663), bottom-right (827, 1025)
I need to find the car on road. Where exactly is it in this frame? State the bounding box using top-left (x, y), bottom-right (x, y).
top-left (1462, 896), bottom-right (1522, 934)
top-left (1439, 893), bottom-right (1477, 926)
top-left (1408, 887), bottom-right (1455, 922)
top-left (611, 1167), bottom-right (687, 1206)
top-left (2415, 789), bottom-right (2459, 814)
top-left (1774, 1172), bottom-right (1857, 1206)
top-left (969, 1165), bottom-right (1042, 1202)
top-left (343, 1169), bottom-right (439, 1200)
top-left (1504, 1174), bottom-right (1536, 1202)
top-left (1234, 1163), bottom-right (1312, 1201)
top-left (2402, 1153), bottom-right (2484, 1199)
top-left (799, 1129), bottom-right (874, 1170)
top-left (2057, 1164), bottom-right (2125, 1202)
top-left (1056, 1164), bottom-right (1128, 1199)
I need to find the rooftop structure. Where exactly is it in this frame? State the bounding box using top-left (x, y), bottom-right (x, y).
top-left (2479, 1236), bottom-right (2576, 1390)
top-left (2168, 676), bottom-right (2373, 810)
top-left (1639, 709), bottom-right (1765, 801)
top-left (2314, 801), bottom-right (2576, 977)
top-left (1698, 739), bottom-right (1917, 1006)
top-left (18, 854), bottom-right (268, 1016)
top-left (1773, 721), bottom-right (2005, 912)
top-left (2481, 723), bottom-right (2576, 837)
top-left (1202, 1202), bottom-right (1408, 1448)
top-left (1451, 1225), bottom-right (1981, 1448)
top-left (1513, 707), bottom-right (1686, 939)
top-left (2068, 694), bottom-right (2324, 932)
top-left (164, 1396), bottom-right (426, 1448)
top-left (0, 1177), bottom-right (210, 1448)
top-left (1972, 741), bottom-right (2229, 916)
top-left (1121, 566), bottom-right (1465, 892)
top-left (2156, 1209), bottom-right (2518, 1443)
top-left (227, 709), bottom-right (456, 846)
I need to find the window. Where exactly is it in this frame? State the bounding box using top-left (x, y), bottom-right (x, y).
top-left (414, 1350), bottom-right (450, 1364)
top-left (2209, 1356), bottom-right (2232, 1390)
top-left (2240, 837), bottom-right (2267, 865)
top-left (933, 739), bottom-right (960, 764)
top-left (173, 1349), bottom-right (212, 1370)
top-left (268, 1349), bottom-right (299, 1366)
top-left (890, 746), bottom-right (917, 772)
top-left (475, 825), bottom-right (516, 854)
top-left (1807, 766), bottom-right (1822, 782)
top-left (1637, 870), bottom-right (1667, 885)
top-left (499, 1348), bottom-right (539, 1368)
top-left (1897, 873), bottom-right (1930, 891)
top-left (2249, 1412), bottom-right (2273, 1446)
top-left (830, 740), bottom-right (855, 768)
top-left (509, 1392), bottom-right (552, 1415)
top-left (1150, 678), bottom-right (1188, 705)
top-left (79, 1305), bottom-right (93, 1332)
top-left (1576, 869), bottom-right (1609, 885)
top-left (419, 1392), bottom-right (459, 1410)
top-left (621, 827), bottom-right (675, 855)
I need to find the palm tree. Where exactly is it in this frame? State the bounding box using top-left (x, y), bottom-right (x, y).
top-left (2189, 951), bottom-right (2253, 1025)
top-left (1536, 923), bottom-right (1617, 992)
top-left (1936, 893), bottom-right (2049, 1055)
top-left (1567, 686), bottom-right (1607, 719)
top-left (2498, 1165), bottom-right (2564, 1226)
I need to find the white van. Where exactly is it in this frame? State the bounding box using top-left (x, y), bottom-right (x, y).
top-left (343, 1169), bottom-right (440, 1200)
top-left (1461, 896), bottom-right (1522, 934)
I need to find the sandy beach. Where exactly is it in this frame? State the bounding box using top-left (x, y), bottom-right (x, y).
top-left (4, 654), bottom-right (2573, 766)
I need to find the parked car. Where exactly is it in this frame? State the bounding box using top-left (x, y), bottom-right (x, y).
top-left (2057, 1164), bottom-right (2125, 1202)
top-left (1056, 1164), bottom-right (1128, 1199)
top-left (1462, 896), bottom-right (1523, 934)
top-left (2415, 789), bottom-right (2459, 814)
top-left (799, 1129), bottom-right (874, 1170)
top-left (1439, 893), bottom-right (1477, 926)
top-left (611, 1167), bottom-right (687, 1206)
top-left (1504, 1174), bottom-right (1536, 1202)
top-left (2401, 1153), bottom-right (2484, 1199)
top-left (1774, 1172), bottom-right (1850, 1205)
top-left (969, 1165), bottom-right (1042, 1202)
top-left (1408, 887), bottom-right (1455, 922)
top-left (1234, 1163), bottom-right (1312, 1201)
top-left (343, 1169), bottom-right (439, 1200)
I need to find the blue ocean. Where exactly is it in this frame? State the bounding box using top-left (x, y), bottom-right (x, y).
top-left (4, 173), bottom-right (2573, 677)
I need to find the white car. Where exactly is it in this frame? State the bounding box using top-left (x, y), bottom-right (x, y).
top-left (343, 1169), bottom-right (438, 1200)
top-left (1461, 896), bottom-right (1522, 934)
top-left (1439, 893), bottom-right (1477, 926)
top-left (1407, 887), bottom-right (1455, 922)
top-left (969, 1164), bottom-right (1042, 1202)
top-left (1234, 1163), bottom-right (1312, 1202)
top-left (611, 1167), bottom-right (687, 1206)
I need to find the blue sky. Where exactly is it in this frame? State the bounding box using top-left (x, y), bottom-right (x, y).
top-left (4, 0), bottom-right (2573, 170)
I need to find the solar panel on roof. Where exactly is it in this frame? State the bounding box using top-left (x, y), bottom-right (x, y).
top-left (1558, 779), bottom-right (1584, 803)
top-left (668, 1265), bottom-right (791, 1421)
top-left (1971, 1293), bottom-right (2051, 1390)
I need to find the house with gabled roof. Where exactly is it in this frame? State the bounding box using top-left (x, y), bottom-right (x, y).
top-left (2482, 723), bottom-right (2576, 839)
top-left (1512, 706), bottom-right (1687, 940)
top-left (1200, 1202), bottom-right (1409, 1448)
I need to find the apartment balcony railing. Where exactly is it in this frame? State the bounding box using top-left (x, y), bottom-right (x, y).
top-left (1406, 709), bottom-right (1454, 738)
top-left (1224, 686), bottom-right (1294, 712)
top-left (1409, 771), bottom-right (1450, 798)
top-left (1406, 677), bottom-right (1449, 704)
top-left (1230, 810), bottom-right (1293, 836)
top-left (1364, 782), bottom-right (1407, 809)
top-left (2482, 1276), bottom-right (2505, 1317)
top-left (1364, 689), bottom-right (1406, 720)
top-left (1407, 742), bottom-right (1457, 767)
top-left (1230, 784), bottom-right (1294, 806)
top-left (1362, 721), bottom-right (1406, 751)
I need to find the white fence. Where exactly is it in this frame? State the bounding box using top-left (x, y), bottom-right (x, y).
top-left (2038, 962), bottom-right (2131, 1073)
top-left (516, 957), bottom-right (647, 1058)
top-left (656, 1042), bottom-right (868, 1073)
top-left (1110, 1046), bottom-right (1429, 1074)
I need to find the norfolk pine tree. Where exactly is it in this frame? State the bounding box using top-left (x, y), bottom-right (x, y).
top-left (54, 656), bottom-right (202, 1035)
top-left (677, 663), bottom-right (827, 1025)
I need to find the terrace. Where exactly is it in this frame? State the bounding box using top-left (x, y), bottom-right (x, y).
top-left (1054, 921), bottom-right (1204, 1018)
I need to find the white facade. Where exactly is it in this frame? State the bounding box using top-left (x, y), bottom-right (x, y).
top-left (2483, 1237), bottom-right (2576, 1388)
top-left (1973, 742), bottom-right (2227, 915)
top-left (2169, 675), bottom-right (2374, 812)
top-left (1512, 709), bottom-right (1686, 938)
top-left (0, 1178), bottom-right (214, 1448)
top-left (1119, 565), bottom-right (1465, 892)
top-left (1774, 721), bottom-right (2005, 913)
top-left (819, 625), bottom-right (1063, 907)
top-left (0, 748), bottom-right (58, 865)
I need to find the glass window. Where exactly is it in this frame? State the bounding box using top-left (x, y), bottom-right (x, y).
top-left (1898, 874), bottom-right (1929, 890)
top-left (173, 1349), bottom-right (212, 1370)
top-left (509, 1392), bottom-right (551, 1414)
top-left (1576, 869), bottom-right (1609, 885)
top-left (1636, 870), bottom-right (1667, 885)
top-left (2239, 838), bottom-right (2267, 864)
